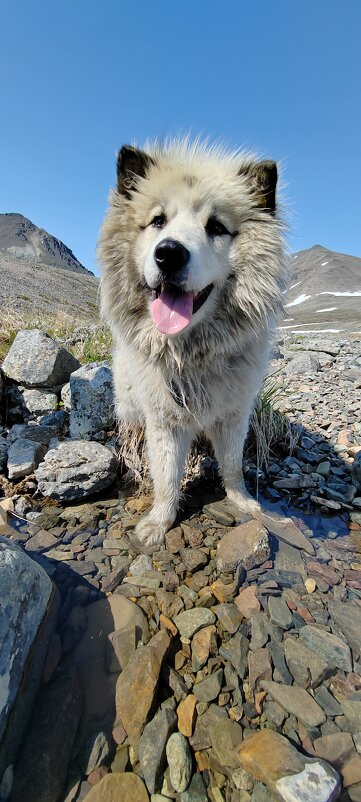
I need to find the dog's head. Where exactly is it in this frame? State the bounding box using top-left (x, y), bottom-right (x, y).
top-left (99, 140), bottom-right (284, 340)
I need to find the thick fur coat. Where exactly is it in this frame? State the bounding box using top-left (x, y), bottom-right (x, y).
top-left (99, 139), bottom-right (287, 546)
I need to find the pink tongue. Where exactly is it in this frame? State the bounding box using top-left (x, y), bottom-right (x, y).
top-left (151, 289), bottom-right (194, 334)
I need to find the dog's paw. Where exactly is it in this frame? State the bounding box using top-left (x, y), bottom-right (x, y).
top-left (135, 515), bottom-right (168, 548)
top-left (226, 488), bottom-right (261, 517)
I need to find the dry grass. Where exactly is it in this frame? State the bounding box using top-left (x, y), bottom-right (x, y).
top-left (0, 308), bottom-right (112, 364)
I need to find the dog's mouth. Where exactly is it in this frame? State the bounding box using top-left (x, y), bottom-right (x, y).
top-left (150, 283), bottom-right (214, 335)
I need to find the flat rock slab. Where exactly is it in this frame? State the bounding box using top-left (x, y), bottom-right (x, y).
top-left (216, 519), bottom-right (270, 572)
top-left (173, 608), bottom-right (216, 639)
top-left (139, 708), bottom-right (177, 794)
top-left (260, 511), bottom-right (315, 555)
top-left (299, 625), bottom-right (352, 672)
top-left (2, 329), bottom-right (80, 387)
top-left (261, 680), bottom-right (326, 727)
top-left (35, 440), bottom-right (117, 500)
top-left (328, 600), bottom-right (361, 654)
top-left (0, 537), bottom-right (58, 777)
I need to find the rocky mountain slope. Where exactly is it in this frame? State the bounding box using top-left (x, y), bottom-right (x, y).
top-left (0, 214), bottom-right (98, 320)
top-left (282, 245), bottom-right (361, 334)
top-left (0, 213), bottom-right (91, 274)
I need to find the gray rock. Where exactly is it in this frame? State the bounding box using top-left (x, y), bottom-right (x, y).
top-left (193, 668), bottom-right (224, 702)
top-left (328, 600), bottom-right (361, 654)
top-left (11, 670), bottom-right (83, 802)
top-left (2, 329), bottom-right (80, 387)
top-left (285, 353), bottom-right (321, 375)
top-left (173, 608), bottom-right (216, 639)
top-left (299, 625), bottom-right (352, 672)
top-left (69, 362), bottom-right (114, 439)
top-left (275, 760), bottom-right (340, 802)
top-left (268, 597), bottom-right (293, 630)
top-left (80, 730), bottom-right (112, 775)
top-left (179, 773), bottom-right (208, 802)
top-left (129, 554), bottom-right (153, 576)
top-left (139, 707), bottom-right (177, 793)
top-left (0, 538), bottom-right (59, 778)
top-left (260, 680), bottom-right (326, 726)
top-left (284, 638), bottom-right (330, 688)
top-left (166, 732), bottom-right (192, 793)
top-left (0, 436), bottom-right (8, 470)
top-left (340, 693), bottom-right (361, 733)
top-left (8, 424), bottom-right (55, 446)
top-left (21, 388), bottom-right (58, 415)
top-left (61, 382), bottom-right (71, 410)
top-left (352, 452), bottom-right (361, 492)
top-left (35, 440), bottom-right (117, 500)
top-left (7, 437), bottom-right (46, 480)
top-left (220, 631), bottom-right (250, 679)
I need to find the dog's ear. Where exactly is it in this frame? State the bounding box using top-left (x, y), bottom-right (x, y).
top-left (239, 160), bottom-right (277, 214)
top-left (117, 146), bottom-right (154, 197)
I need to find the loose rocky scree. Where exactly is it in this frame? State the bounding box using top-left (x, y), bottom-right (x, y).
top-left (1, 329), bottom-right (361, 801)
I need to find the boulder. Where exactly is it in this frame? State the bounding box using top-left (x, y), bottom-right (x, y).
top-left (69, 362), bottom-right (115, 439)
top-left (35, 440), bottom-right (117, 500)
top-left (2, 329), bottom-right (80, 387)
top-left (7, 437), bottom-right (46, 480)
top-left (0, 436), bottom-right (8, 471)
top-left (285, 352), bottom-right (321, 375)
top-left (0, 538), bottom-right (59, 778)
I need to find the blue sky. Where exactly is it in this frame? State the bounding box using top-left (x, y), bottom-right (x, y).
top-left (1, 0), bottom-right (360, 274)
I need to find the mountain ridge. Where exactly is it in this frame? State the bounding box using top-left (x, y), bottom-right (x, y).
top-left (0, 213), bottom-right (92, 275)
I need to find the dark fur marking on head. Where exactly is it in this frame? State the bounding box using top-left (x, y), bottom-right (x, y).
top-left (117, 146), bottom-right (155, 198)
top-left (239, 160), bottom-right (277, 214)
top-left (183, 175), bottom-right (198, 188)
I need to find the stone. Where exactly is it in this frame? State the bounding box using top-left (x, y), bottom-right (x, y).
top-left (139, 707), bottom-right (177, 794)
top-left (328, 600), bottom-right (361, 654)
top-left (8, 423), bottom-right (55, 446)
top-left (81, 731), bottom-right (112, 775)
top-left (105, 625), bottom-right (137, 673)
top-left (189, 703), bottom-right (226, 751)
top-left (129, 554), bottom-right (153, 575)
top-left (313, 732), bottom-right (354, 765)
top-left (285, 352), bottom-right (321, 375)
top-left (235, 586), bottom-right (261, 619)
top-left (179, 772), bottom-right (208, 802)
top-left (299, 625), bottom-right (352, 672)
top-left (284, 638), bottom-right (330, 688)
top-left (341, 694), bottom-right (361, 733)
top-left (177, 694), bottom-right (197, 737)
top-left (191, 625), bottom-right (217, 671)
top-left (216, 520), bottom-right (270, 573)
top-left (260, 681), bottom-right (326, 726)
top-left (2, 329), bottom-right (80, 387)
top-left (248, 649), bottom-right (272, 694)
top-left (22, 388), bottom-right (58, 414)
top-left (116, 630), bottom-right (172, 744)
top-left (166, 732), bottom-right (192, 793)
top-left (25, 529), bottom-right (58, 552)
top-left (193, 668), bottom-right (224, 702)
top-left (209, 716), bottom-right (243, 769)
top-left (213, 603), bottom-right (242, 633)
top-left (353, 452), bottom-right (361, 492)
top-left (69, 362), bottom-right (115, 439)
top-left (219, 631), bottom-right (249, 678)
top-left (62, 605), bottom-right (88, 653)
top-left (7, 437), bottom-right (46, 479)
top-left (11, 670), bottom-right (83, 802)
top-left (35, 440), bottom-right (117, 500)
top-left (173, 608), bottom-right (216, 639)
top-left (100, 558), bottom-right (130, 593)
top-left (238, 730), bottom-right (340, 802)
top-left (305, 578), bottom-right (316, 593)
top-left (268, 597), bottom-right (293, 630)
top-left (260, 512), bottom-right (315, 555)
top-left (0, 436), bottom-right (8, 470)
top-left (0, 537), bottom-right (59, 779)
top-left (81, 772), bottom-right (149, 801)
top-left (64, 596), bottom-right (149, 734)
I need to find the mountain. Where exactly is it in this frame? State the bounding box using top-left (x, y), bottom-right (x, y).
top-left (0, 213), bottom-right (98, 321)
top-left (281, 245), bottom-right (361, 334)
top-left (0, 213), bottom-right (92, 274)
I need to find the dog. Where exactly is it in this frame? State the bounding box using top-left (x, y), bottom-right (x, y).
top-left (99, 139), bottom-right (286, 547)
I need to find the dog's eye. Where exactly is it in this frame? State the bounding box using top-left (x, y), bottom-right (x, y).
top-left (205, 216), bottom-right (230, 237)
top-left (150, 214), bottom-right (167, 228)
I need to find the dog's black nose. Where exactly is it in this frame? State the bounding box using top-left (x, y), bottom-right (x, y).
top-left (154, 239), bottom-right (190, 275)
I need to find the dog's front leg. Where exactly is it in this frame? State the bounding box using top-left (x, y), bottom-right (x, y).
top-left (208, 415), bottom-right (260, 515)
top-left (135, 419), bottom-right (192, 547)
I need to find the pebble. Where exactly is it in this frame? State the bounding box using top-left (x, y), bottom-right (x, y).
top-left (166, 732), bottom-right (192, 793)
top-left (216, 520), bottom-right (270, 572)
top-left (235, 585), bottom-right (261, 619)
top-left (177, 694), bottom-right (197, 737)
top-left (82, 772), bottom-right (149, 801)
top-left (173, 608), bottom-right (216, 639)
top-left (193, 668), bottom-right (224, 702)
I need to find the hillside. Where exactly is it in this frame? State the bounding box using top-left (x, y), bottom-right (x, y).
top-left (282, 244), bottom-right (361, 333)
top-left (0, 214), bottom-right (98, 321)
top-left (0, 213), bottom-right (91, 274)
